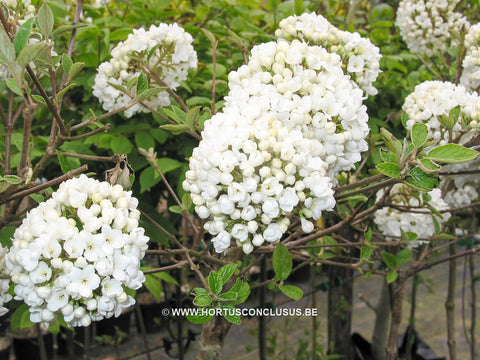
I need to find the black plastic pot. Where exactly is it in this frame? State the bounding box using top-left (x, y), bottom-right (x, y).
top-left (11, 332), bottom-right (54, 360)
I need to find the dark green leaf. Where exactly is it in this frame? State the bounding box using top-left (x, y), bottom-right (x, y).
top-left (218, 291), bottom-right (238, 302)
top-left (380, 128), bottom-right (402, 158)
top-left (193, 295), bottom-right (212, 306)
top-left (387, 270), bottom-right (398, 283)
top-left (411, 123), bottom-right (428, 148)
top-left (218, 264), bottom-right (238, 286)
top-left (381, 251), bottom-right (397, 270)
top-left (206, 271), bottom-right (222, 295)
top-left (279, 285), bottom-right (303, 300)
top-left (396, 248), bottom-right (412, 266)
top-left (186, 313), bottom-right (213, 324)
top-left (427, 144), bottom-right (478, 164)
top-left (273, 243), bottom-right (292, 281)
top-left (405, 167), bottom-right (438, 191)
top-left (220, 304), bottom-right (241, 324)
top-left (111, 136), bottom-right (133, 154)
top-left (229, 278), bottom-right (250, 304)
top-left (360, 246), bottom-right (373, 261)
top-left (10, 304), bottom-right (33, 332)
top-left (193, 287), bottom-right (208, 295)
top-left (376, 162), bottom-right (400, 178)
top-left (144, 274), bottom-right (162, 301)
top-left (135, 131), bottom-right (155, 151)
top-left (136, 72), bottom-right (148, 95)
top-left (29, 193), bottom-right (44, 203)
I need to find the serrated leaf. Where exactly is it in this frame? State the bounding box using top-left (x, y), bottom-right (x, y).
top-left (221, 304), bottom-right (241, 324)
top-left (6, 78), bottom-right (23, 96)
top-left (14, 17), bottom-right (34, 55)
top-left (427, 144), bottom-right (478, 164)
top-left (186, 313), bottom-right (213, 324)
top-left (279, 284), bottom-right (303, 301)
top-left (381, 251), bottom-right (397, 270)
top-left (193, 295), bottom-right (212, 306)
top-left (387, 270), bottom-right (398, 283)
top-left (229, 278), bottom-right (250, 305)
top-left (396, 248), bottom-right (412, 266)
top-left (273, 243), bottom-right (292, 281)
top-left (206, 271), bottom-right (222, 295)
top-left (36, 3), bottom-right (54, 39)
top-left (411, 123), bottom-right (428, 148)
top-left (217, 264), bottom-right (237, 286)
top-left (376, 162), bottom-right (400, 178)
top-left (136, 72), bottom-right (148, 95)
top-left (405, 167), bottom-right (438, 191)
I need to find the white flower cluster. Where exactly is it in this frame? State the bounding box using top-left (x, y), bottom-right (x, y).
top-left (93, 23), bottom-right (197, 118)
top-left (461, 23), bottom-right (480, 92)
top-left (184, 27), bottom-right (375, 253)
top-left (403, 81), bottom-right (480, 145)
top-left (275, 12), bottom-right (381, 96)
top-left (5, 175), bottom-right (149, 327)
top-left (396, 0), bottom-right (469, 57)
top-left (374, 184), bottom-right (451, 247)
top-left (0, 245), bottom-right (12, 316)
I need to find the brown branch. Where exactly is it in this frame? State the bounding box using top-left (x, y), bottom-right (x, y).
top-left (334, 173), bottom-right (385, 193)
top-left (59, 152), bottom-right (117, 162)
top-left (59, 123), bottom-right (110, 141)
top-left (2, 164), bottom-right (88, 204)
top-left (143, 260), bottom-right (189, 274)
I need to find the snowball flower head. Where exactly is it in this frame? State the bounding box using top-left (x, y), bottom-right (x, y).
top-left (184, 14), bottom-right (376, 254)
top-left (396, 0), bottom-right (469, 57)
top-left (0, 245), bottom-right (12, 315)
top-left (93, 23), bottom-right (197, 117)
top-left (461, 23), bottom-right (480, 92)
top-left (5, 175), bottom-right (149, 326)
top-left (374, 184), bottom-right (451, 247)
top-left (275, 12), bottom-right (381, 96)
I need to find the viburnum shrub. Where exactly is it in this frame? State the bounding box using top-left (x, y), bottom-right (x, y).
top-left (5, 175), bottom-right (149, 326)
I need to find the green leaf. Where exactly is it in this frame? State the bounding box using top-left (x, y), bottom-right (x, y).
top-left (136, 72), bottom-right (148, 95)
top-left (181, 193), bottom-right (193, 213)
top-left (48, 318), bottom-right (61, 335)
top-left (111, 136), bottom-right (133, 154)
top-left (36, 3), bottom-right (54, 39)
top-left (193, 287), bottom-right (208, 295)
top-left (168, 205), bottom-right (182, 214)
top-left (17, 41), bottom-right (49, 68)
top-left (136, 87), bottom-right (167, 101)
top-left (217, 264), bottom-right (237, 286)
top-left (186, 313), bottom-right (213, 324)
top-left (135, 131), bottom-right (155, 151)
top-left (206, 271), bottom-right (222, 295)
top-left (438, 114), bottom-right (454, 130)
top-left (365, 227), bottom-right (372, 242)
top-left (139, 158), bottom-right (183, 193)
top-left (427, 144), bottom-right (478, 164)
top-left (0, 27), bottom-right (15, 67)
top-left (56, 151), bottom-right (77, 174)
top-left (273, 243), bottom-right (292, 281)
top-left (396, 248), bottom-right (412, 266)
top-left (32, 94), bottom-right (47, 105)
top-left (221, 304), bottom-right (241, 324)
top-left (229, 278), bottom-right (250, 305)
top-left (279, 285), bottom-right (303, 301)
top-left (381, 251), bottom-right (397, 270)
top-left (159, 123), bottom-right (191, 135)
top-left (68, 62), bottom-right (84, 80)
top-left (29, 193), bottom-right (44, 203)
top-left (193, 295), bottom-right (212, 306)
top-left (386, 270), bottom-right (398, 283)
top-left (14, 17), bottom-right (34, 55)
top-left (449, 106), bottom-right (461, 123)
top-left (420, 158), bottom-right (441, 171)
top-left (360, 246), bottom-right (373, 261)
top-left (380, 128), bottom-right (402, 158)
top-left (218, 291), bottom-right (238, 302)
top-left (10, 304), bottom-right (34, 332)
top-left (411, 123), bottom-right (428, 148)
top-left (151, 271), bottom-right (179, 285)
top-left (62, 54), bottom-right (73, 75)
top-left (56, 83), bottom-right (76, 102)
top-left (201, 28), bottom-right (216, 45)
top-left (405, 167), bottom-right (438, 191)
top-left (380, 150), bottom-right (398, 163)
top-left (143, 274), bottom-right (162, 302)
top-left (376, 162), bottom-right (400, 178)
top-left (0, 226), bottom-right (14, 247)
top-left (185, 106), bottom-right (200, 128)
top-left (6, 78), bottom-right (23, 96)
